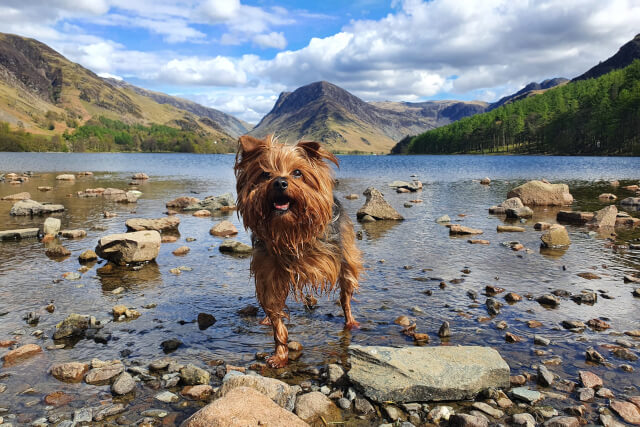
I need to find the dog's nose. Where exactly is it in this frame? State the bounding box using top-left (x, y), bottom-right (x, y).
top-left (273, 177), bottom-right (288, 192)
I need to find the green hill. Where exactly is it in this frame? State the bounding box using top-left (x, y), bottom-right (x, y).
top-left (402, 60), bottom-right (640, 156)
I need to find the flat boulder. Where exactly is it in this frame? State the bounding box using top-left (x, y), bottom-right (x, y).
top-left (1, 192), bottom-right (31, 201)
top-left (0, 228), bottom-right (39, 241)
top-left (507, 180), bottom-right (573, 206)
top-left (10, 199), bottom-right (65, 216)
top-left (95, 230), bottom-right (161, 265)
top-left (357, 187), bottom-right (404, 221)
top-left (347, 345), bottom-right (510, 403)
top-left (60, 229), bottom-right (87, 239)
top-left (125, 217), bottom-right (180, 232)
top-left (50, 362), bottom-right (89, 383)
top-left (180, 386), bottom-right (308, 427)
top-left (184, 193), bottom-right (235, 212)
top-left (132, 172), bottom-right (149, 180)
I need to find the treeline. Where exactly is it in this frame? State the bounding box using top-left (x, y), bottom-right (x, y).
top-left (0, 116), bottom-right (236, 153)
top-left (404, 60), bottom-right (640, 155)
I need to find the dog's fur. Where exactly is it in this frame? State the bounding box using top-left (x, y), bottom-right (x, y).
top-left (234, 135), bottom-right (363, 368)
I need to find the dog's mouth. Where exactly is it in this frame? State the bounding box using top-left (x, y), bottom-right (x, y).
top-left (272, 195), bottom-right (291, 212)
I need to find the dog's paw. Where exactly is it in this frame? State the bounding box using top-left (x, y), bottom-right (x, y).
top-left (266, 354), bottom-right (288, 368)
top-left (345, 320), bottom-right (361, 330)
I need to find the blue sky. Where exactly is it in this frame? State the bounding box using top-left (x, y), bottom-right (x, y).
top-left (1, 0), bottom-right (639, 123)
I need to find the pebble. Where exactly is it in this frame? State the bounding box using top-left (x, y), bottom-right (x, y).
top-left (141, 409), bottom-right (169, 418)
top-left (512, 412), bottom-right (536, 426)
top-left (538, 365), bottom-right (554, 386)
top-left (577, 387), bottom-right (594, 401)
top-left (534, 335), bottom-right (550, 346)
top-left (111, 372), bottom-right (136, 395)
top-left (579, 370), bottom-right (603, 389)
top-left (586, 347), bottom-right (606, 364)
top-left (438, 321), bottom-right (451, 338)
top-left (73, 408), bottom-right (92, 423)
top-left (511, 387), bottom-right (542, 404)
top-left (155, 391), bottom-right (179, 403)
top-left (472, 401), bottom-right (504, 418)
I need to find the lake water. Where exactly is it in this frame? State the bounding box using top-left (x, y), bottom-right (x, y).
top-left (0, 153), bottom-right (639, 425)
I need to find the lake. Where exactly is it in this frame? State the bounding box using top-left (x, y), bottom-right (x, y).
top-left (1, 152), bottom-right (639, 425)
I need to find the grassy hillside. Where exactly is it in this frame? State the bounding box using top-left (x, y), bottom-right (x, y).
top-left (404, 60), bottom-right (640, 156)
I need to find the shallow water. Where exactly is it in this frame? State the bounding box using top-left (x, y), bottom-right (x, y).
top-left (0, 153), bottom-right (639, 424)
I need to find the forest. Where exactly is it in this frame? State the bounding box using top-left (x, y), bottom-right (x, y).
top-left (0, 116), bottom-right (235, 153)
top-left (403, 60), bottom-right (640, 156)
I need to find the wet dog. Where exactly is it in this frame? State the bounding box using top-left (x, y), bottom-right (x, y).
top-left (234, 135), bottom-right (362, 368)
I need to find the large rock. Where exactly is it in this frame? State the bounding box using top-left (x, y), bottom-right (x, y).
top-left (43, 217), bottom-right (61, 235)
top-left (125, 217), bottom-right (180, 232)
top-left (540, 224), bottom-right (570, 248)
top-left (217, 374), bottom-right (297, 411)
top-left (1, 192), bottom-right (31, 200)
top-left (10, 199), bottom-right (65, 216)
top-left (180, 386), bottom-right (308, 427)
top-left (95, 230), bottom-right (161, 265)
top-left (347, 345), bottom-right (510, 403)
top-left (295, 392), bottom-right (342, 425)
top-left (507, 181), bottom-right (573, 206)
top-left (588, 205), bottom-right (617, 228)
top-left (184, 193), bottom-right (236, 212)
top-left (0, 228), bottom-right (39, 241)
top-left (50, 362), bottom-right (89, 383)
top-left (357, 187), bottom-right (404, 221)
top-left (167, 196), bottom-right (201, 209)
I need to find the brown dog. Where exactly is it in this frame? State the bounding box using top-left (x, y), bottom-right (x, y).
top-left (234, 135), bottom-right (363, 368)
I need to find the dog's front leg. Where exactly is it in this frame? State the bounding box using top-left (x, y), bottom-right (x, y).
top-left (255, 270), bottom-right (289, 368)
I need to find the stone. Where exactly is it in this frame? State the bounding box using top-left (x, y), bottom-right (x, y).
top-left (610, 400), bottom-right (640, 425)
top-left (561, 320), bottom-right (585, 330)
top-left (156, 391), bottom-right (179, 403)
top-left (543, 416), bottom-right (579, 427)
top-left (597, 388), bottom-right (615, 398)
top-left (1, 192), bottom-right (30, 200)
top-left (210, 221), bottom-right (238, 237)
top-left (78, 250), bottom-right (98, 262)
top-left (505, 207), bottom-right (533, 219)
top-left (172, 246), bottom-right (190, 256)
top-left (505, 332), bottom-right (522, 343)
top-left (125, 217), bottom-right (180, 232)
top-left (2, 344), bottom-right (42, 366)
top-left (347, 345), bottom-right (509, 403)
top-left (357, 187), bottom-right (404, 220)
top-left (354, 396), bottom-right (375, 415)
top-left (541, 224), bottom-right (570, 247)
top-left (538, 365), bottom-right (554, 387)
top-left (95, 230), bottom-right (161, 265)
top-left (161, 339), bottom-right (182, 353)
top-left (511, 387), bottom-right (542, 404)
top-left (436, 214), bottom-right (451, 223)
top-left (429, 406), bottom-right (454, 423)
top-left (38, 186), bottom-right (52, 191)
top-left (295, 391), bottom-right (342, 425)
top-left (449, 414), bottom-right (489, 427)
top-left (132, 172), bottom-right (149, 180)
top-left (93, 404), bottom-right (126, 421)
top-left (556, 211), bottom-right (594, 224)
top-left (612, 347), bottom-right (638, 361)
top-left (56, 174), bottom-right (75, 180)
top-left (535, 222), bottom-right (552, 230)
top-left (53, 313), bottom-right (91, 339)
top-left (50, 362), bottom-right (89, 383)
top-left (585, 347), bottom-right (606, 363)
top-left (505, 292), bottom-right (522, 302)
top-left (345, 193), bottom-right (359, 200)
top-left (497, 225), bottom-right (525, 232)
top-left (182, 384), bottom-right (214, 400)
top-left (472, 401), bottom-right (504, 418)
top-left (468, 239), bottom-right (490, 244)
top-left (44, 390), bottom-right (73, 407)
top-left (572, 292), bottom-right (598, 304)
top-left (111, 372), bottom-right (136, 395)
top-left (167, 196), bottom-right (201, 209)
top-left (508, 180), bottom-right (573, 206)
top-left (599, 193), bottom-right (617, 200)
top-left (327, 364), bottom-right (345, 384)
top-left (480, 177), bottom-right (491, 185)
top-left (197, 313), bottom-right (216, 330)
top-left (180, 364), bottom-right (210, 386)
top-left (219, 239), bottom-right (252, 254)
top-left (180, 387), bottom-right (307, 427)
top-left (0, 228), bottom-right (39, 241)
top-left (73, 408), bottom-right (92, 423)
top-left (448, 224), bottom-right (483, 235)
top-left (10, 199), bottom-right (65, 216)
top-left (217, 374), bottom-right (298, 411)
top-left (589, 205), bottom-right (618, 228)
top-left (620, 197), bottom-right (640, 206)
top-left (438, 321), bottom-right (451, 338)
top-left (60, 229), bottom-right (86, 239)
top-left (46, 246), bottom-right (71, 258)
top-left (43, 217), bottom-right (61, 235)
top-left (534, 335), bottom-right (550, 345)
top-left (384, 405), bottom-right (402, 421)
top-left (586, 318), bottom-right (609, 330)
top-left (184, 193), bottom-right (236, 212)
top-left (600, 414), bottom-right (626, 427)
top-left (512, 413), bottom-right (536, 426)
top-left (85, 361), bottom-right (124, 384)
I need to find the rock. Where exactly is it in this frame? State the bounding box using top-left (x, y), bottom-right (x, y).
top-left (577, 272), bottom-right (600, 280)
top-left (625, 275), bottom-right (640, 283)
top-left (616, 216), bottom-right (640, 227)
top-left (507, 180), bottom-right (573, 206)
top-left (78, 250), bottom-right (98, 262)
top-left (610, 400), bottom-right (640, 425)
top-left (295, 391), bottom-right (342, 425)
top-left (625, 330), bottom-right (640, 337)
top-left (46, 245), bottom-right (71, 258)
top-left (217, 374), bottom-right (298, 411)
top-left (486, 298), bottom-right (502, 315)
top-left (0, 228), bottom-right (39, 241)
top-left (589, 205), bottom-right (618, 228)
top-left (210, 221), bottom-right (238, 237)
top-left (543, 416), bottom-right (579, 427)
top-left (489, 197), bottom-right (524, 214)
top-left (53, 313), bottom-right (91, 339)
top-left (38, 186), bottom-right (52, 191)
top-left (586, 318), bottom-right (609, 330)
top-left (44, 390), bottom-right (74, 407)
top-left (438, 321), bottom-right (451, 338)
top-left (1, 192), bottom-right (30, 200)
top-left (56, 174), bottom-right (75, 181)
top-left (505, 332), bottom-right (522, 343)
top-left (156, 390), bottom-right (180, 403)
top-left (512, 413), bottom-right (536, 426)
top-left (472, 402), bottom-right (503, 418)
top-left (620, 197), bottom-right (640, 206)
top-left (2, 344), bottom-right (42, 366)
top-left (167, 196), bottom-right (201, 209)
top-left (561, 320), bottom-right (585, 330)
top-left (132, 172), bottom-right (149, 180)
top-left (192, 209), bottom-right (211, 217)
top-left (327, 363), bottom-right (346, 384)
top-left (511, 387), bottom-right (542, 404)
top-left (180, 364), bottom-right (210, 386)
top-left (436, 215), bottom-right (451, 223)
top-left (449, 414), bottom-right (488, 427)
top-left (505, 292), bottom-right (522, 302)
top-left (59, 229), bottom-right (86, 239)
top-left (468, 239), bottom-right (490, 244)
top-left (182, 384), bottom-right (214, 400)
top-left (181, 387), bottom-right (307, 427)
top-left (125, 217), bottom-right (180, 232)
top-left (480, 177), bottom-right (491, 185)
top-left (540, 224), bottom-right (570, 248)
top-left (219, 239), bottom-right (252, 254)
top-left (585, 347), bottom-right (606, 364)
top-left (10, 199), bottom-right (65, 216)
top-left (497, 225), bottom-right (525, 232)
top-left (111, 372), bottom-right (136, 395)
top-left (161, 339), bottom-right (182, 353)
top-left (43, 217), bottom-right (62, 236)
top-left (93, 403), bottom-right (126, 421)
top-left (572, 292), bottom-right (598, 305)
top-left (448, 224), bottom-right (483, 235)
top-left (537, 365), bottom-right (554, 387)
top-left (556, 211), bottom-right (594, 224)
top-left (535, 222), bottom-right (552, 230)
top-left (95, 230), bottom-right (161, 265)
top-left (389, 180), bottom-right (422, 191)
top-left (347, 345), bottom-right (509, 403)
top-left (356, 187), bottom-right (404, 221)
top-left (85, 361), bottom-right (124, 384)
top-left (505, 207), bottom-right (533, 219)
top-left (50, 362), bottom-right (89, 382)
top-left (172, 246), bottom-right (190, 256)
top-left (599, 193), bottom-right (617, 200)
top-left (600, 414), bottom-right (626, 427)
top-left (534, 335), bottom-right (551, 346)
top-left (597, 388), bottom-right (615, 398)
top-left (345, 193), bottom-right (359, 200)
top-left (197, 313), bottom-right (216, 330)
top-left (612, 347), bottom-right (638, 361)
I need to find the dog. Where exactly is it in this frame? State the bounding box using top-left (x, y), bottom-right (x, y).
top-left (234, 135), bottom-right (363, 368)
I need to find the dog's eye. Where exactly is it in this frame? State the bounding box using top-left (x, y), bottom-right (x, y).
top-left (292, 169), bottom-right (302, 178)
top-left (260, 171), bottom-right (271, 180)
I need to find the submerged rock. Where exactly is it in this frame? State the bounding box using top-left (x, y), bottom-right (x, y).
top-left (50, 362), bottom-right (89, 383)
top-left (347, 345), bottom-right (510, 403)
top-left (1, 191), bottom-right (31, 200)
top-left (10, 199), bottom-right (65, 216)
top-left (357, 187), bottom-right (404, 221)
top-left (507, 180), bottom-right (573, 206)
top-left (95, 230), bottom-right (161, 265)
top-left (166, 196), bottom-right (201, 209)
top-left (2, 343), bottom-right (42, 366)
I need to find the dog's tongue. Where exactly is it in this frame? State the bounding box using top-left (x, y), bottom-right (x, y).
top-left (274, 201), bottom-right (290, 211)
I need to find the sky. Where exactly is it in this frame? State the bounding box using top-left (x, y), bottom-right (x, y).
top-left (0, 0), bottom-right (639, 124)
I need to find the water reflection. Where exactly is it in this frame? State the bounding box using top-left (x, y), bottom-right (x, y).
top-left (359, 219), bottom-right (401, 240)
top-left (97, 262), bottom-right (162, 291)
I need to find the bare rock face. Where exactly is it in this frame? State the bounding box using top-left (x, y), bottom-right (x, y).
top-left (125, 217), bottom-right (180, 232)
top-left (588, 205), bottom-right (617, 228)
top-left (347, 345), bottom-right (510, 403)
top-left (357, 187), bottom-right (404, 221)
top-left (180, 386), bottom-right (308, 427)
top-left (507, 180), bottom-right (573, 206)
top-left (540, 225), bottom-right (570, 248)
top-left (95, 230), bottom-right (161, 265)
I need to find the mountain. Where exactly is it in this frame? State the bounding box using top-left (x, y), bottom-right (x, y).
top-left (249, 81), bottom-right (487, 153)
top-left (573, 33), bottom-right (640, 81)
top-left (488, 78), bottom-right (568, 111)
top-left (0, 32), bottom-right (248, 147)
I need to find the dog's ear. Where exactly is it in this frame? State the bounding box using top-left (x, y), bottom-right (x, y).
top-left (238, 135), bottom-right (267, 154)
top-left (297, 141), bottom-right (339, 167)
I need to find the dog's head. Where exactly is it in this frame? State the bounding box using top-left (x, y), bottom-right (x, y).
top-left (234, 135), bottom-right (338, 254)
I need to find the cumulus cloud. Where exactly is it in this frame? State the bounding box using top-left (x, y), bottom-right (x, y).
top-left (252, 32), bottom-right (287, 49)
top-left (158, 56), bottom-right (248, 86)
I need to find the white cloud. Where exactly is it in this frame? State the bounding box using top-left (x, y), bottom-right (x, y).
top-left (200, 0), bottom-right (241, 22)
top-left (252, 32), bottom-right (287, 49)
top-left (158, 57), bottom-right (248, 86)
